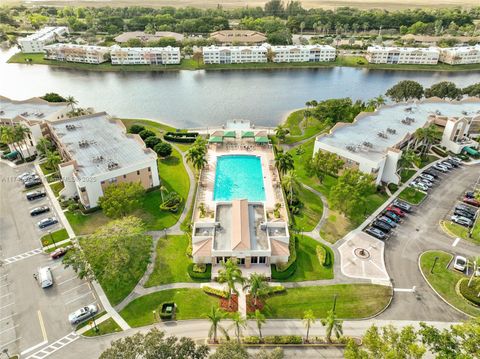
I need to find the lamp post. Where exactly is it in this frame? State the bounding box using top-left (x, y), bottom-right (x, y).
top-left (163, 228), bottom-right (167, 239)
top-left (2, 348), bottom-right (10, 359)
top-left (332, 293), bottom-right (338, 312)
top-left (431, 256), bottom-right (439, 274)
top-left (49, 230), bottom-right (57, 249)
top-left (153, 310), bottom-right (157, 322)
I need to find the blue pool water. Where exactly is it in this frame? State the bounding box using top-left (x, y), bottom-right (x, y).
top-left (213, 155), bottom-right (266, 201)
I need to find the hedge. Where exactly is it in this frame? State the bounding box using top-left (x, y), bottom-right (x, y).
top-left (264, 285), bottom-right (286, 295)
top-left (202, 286), bottom-right (229, 299)
top-left (316, 245), bottom-right (327, 266)
top-left (243, 336), bottom-right (303, 344)
top-left (187, 263), bottom-right (211, 280)
top-left (164, 132), bottom-right (199, 143)
top-left (166, 132), bottom-right (199, 138)
top-left (271, 260), bottom-right (297, 280)
top-left (431, 146), bottom-right (448, 157)
top-left (459, 278), bottom-right (480, 306)
top-left (275, 237), bottom-right (297, 272)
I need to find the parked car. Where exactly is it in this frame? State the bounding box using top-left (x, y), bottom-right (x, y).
top-left (444, 159), bottom-right (459, 168)
top-left (24, 178), bottom-right (42, 188)
top-left (37, 266), bottom-right (53, 288)
top-left (463, 197), bottom-right (480, 207)
top-left (423, 169), bottom-right (439, 178)
top-left (17, 171), bottom-right (36, 181)
top-left (50, 246), bottom-right (70, 260)
top-left (410, 181), bottom-right (429, 192)
top-left (30, 206), bottom-right (50, 216)
top-left (372, 220), bottom-right (392, 233)
top-left (384, 210), bottom-right (401, 223)
top-left (393, 200), bottom-right (412, 213)
top-left (68, 304), bottom-right (98, 325)
top-left (449, 156), bottom-right (462, 164)
top-left (455, 204), bottom-right (477, 216)
top-left (433, 164), bottom-right (449, 173)
top-left (465, 191), bottom-right (476, 199)
top-left (378, 216), bottom-right (397, 228)
top-left (440, 161), bottom-right (454, 169)
top-left (26, 190), bottom-right (47, 201)
top-left (37, 217), bottom-right (58, 229)
top-left (386, 206), bottom-right (405, 217)
top-left (419, 173), bottom-right (435, 182)
top-left (417, 178), bottom-right (433, 187)
top-left (365, 227), bottom-right (387, 240)
top-left (454, 209), bottom-right (475, 220)
top-left (453, 255), bottom-right (467, 272)
top-left (451, 215), bottom-right (472, 227)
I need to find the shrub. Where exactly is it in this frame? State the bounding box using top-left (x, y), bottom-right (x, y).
top-left (271, 260), bottom-right (297, 280)
top-left (316, 245), bottom-right (327, 266)
top-left (459, 278), bottom-right (480, 306)
top-left (264, 285), bottom-right (286, 295)
top-left (388, 183), bottom-right (399, 192)
top-left (243, 336), bottom-right (261, 344)
top-left (164, 132), bottom-right (199, 143)
top-left (202, 285), bottom-right (229, 298)
top-left (274, 236), bottom-right (297, 271)
top-left (193, 263), bottom-right (206, 273)
top-left (154, 142), bottom-right (173, 157)
top-left (138, 129), bottom-right (156, 140)
top-left (187, 263), bottom-right (211, 280)
top-left (67, 203), bottom-right (79, 211)
top-left (159, 191), bottom-right (182, 212)
top-left (129, 124), bottom-right (145, 134)
top-left (263, 335), bottom-right (303, 344)
top-left (431, 146), bottom-right (448, 157)
top-left (144, 136), bottom-right (161, 149)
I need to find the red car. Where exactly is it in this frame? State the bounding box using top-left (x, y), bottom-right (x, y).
top-left (463, 197), bottom-right (480, 207)
top-left (386, 206), bottom-right (405, 217)
top-left (50, 246), bottom-right (70, 259)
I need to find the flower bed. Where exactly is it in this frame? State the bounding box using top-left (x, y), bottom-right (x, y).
top-left (187, 263), bottom-right (211, 280)
top-left (246, 294), bottom-right (264, 313)
top-left (219, 294), bottom-right (238, 312)
top-left (241, 335), bottom-right (361, 346)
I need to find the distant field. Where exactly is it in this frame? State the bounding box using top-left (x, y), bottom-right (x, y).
top-left (5, 0), bottom-right (478, 9)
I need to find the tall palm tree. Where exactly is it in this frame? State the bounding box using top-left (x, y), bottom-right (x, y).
top-left (159, 185), bottom-right (168, 202)
top-left (13, 124), bottom-right (32, 157)
top-left (375, 95), bottom-right (386, 107)
top-left (36, 137), bottom-right (53, 157)
top-left (400, 149), bottom-right (421, 170)
top-left (206, 306), bottom-right (228, 343)
top-left (274, 152), bottom-right (294, 175)
top-left (254, 309), bottom-right (266, 340)
top-left (230, 312), bottom-right (246, 343)
top-left (65, 96), bottom-right (78, 111)
top-left (45, 150), bottom-right (62, 173)
top-left (186, 138), bottom-right (207, 173)
top-left (243, 273), bottom-right (269, 307)
top-left (274, 125), bottom-right (288, 143)
top-left (321, 310), bottom-right (343, 343)
top-left (300, 21), bottom-right (305, 35)
top-left (0, 125), bottom-right (20, 157)
top-left (303, 309), bottom-right (316, 342)
top-left (217, 258), bottom-right (244, 308)
top-left (281, 170), bottom-right (300, 205)
top-left (414, 125), bottom-right (438, 158)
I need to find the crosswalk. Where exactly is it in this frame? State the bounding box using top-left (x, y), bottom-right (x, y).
top-left (26, 332), bottom-right (79, 359)
top-left (3, 248), bottom-right (43, 264)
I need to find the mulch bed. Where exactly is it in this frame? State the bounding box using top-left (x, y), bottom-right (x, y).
top-left (219, 294), bottom-right (238, 312)
top-left (246, 294), bottom-right (264, 313)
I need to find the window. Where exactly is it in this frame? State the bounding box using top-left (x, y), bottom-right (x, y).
top-left (148, 167), bottom-right (151, 172)
top-left (137, 170), bottom-right (140, 175)
top-left (259, 257), bottom-right (266, 264)
top-left (123, 175), bottom-right (126, 179)
top-left (251, 256), bottom-right (258, 264)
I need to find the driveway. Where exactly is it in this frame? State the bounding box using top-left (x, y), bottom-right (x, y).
top-left (378, 164), bottom-right (479, 321)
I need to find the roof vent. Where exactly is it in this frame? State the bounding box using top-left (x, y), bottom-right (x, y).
top-left (435, 110), bottom-right (442, 115)
top-left (107, 161), bottom-right (120, 170)
top-left (66, 124), bottom-right (77, 130)
top-left (93, 155), bottom-right (104, 162)
top-left (401, 117), bottom-right (415, 125)
top-left (362, 141), bottom-right (373, 148)
top-left (377, 131), bottom-right (388, 139)
top-left (78, 139), bottom-right (89, 148)
top-left (386, 128), bottom-right (397, 135)
top-left (346, 144), bottom-right (357, 152)
top-left (461, 111), bottom-right (468, 116)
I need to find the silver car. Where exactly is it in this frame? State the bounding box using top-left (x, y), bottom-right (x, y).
top-left (451, 215), bottom-right (472, 227)
top-left (68, 304), bottom-right (98, 325)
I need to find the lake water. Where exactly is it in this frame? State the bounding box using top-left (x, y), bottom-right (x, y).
top-left (1, 47), bottom-right (478, 128)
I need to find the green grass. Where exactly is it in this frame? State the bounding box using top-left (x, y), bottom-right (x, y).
top-left (420, 251), bottom-right (480, 317)
top-left (281, 235), bottom-right (333, 282)
top-left (400, 168), bottom-right (417, 183)
top-left (398, 187), bottom-right (427, 205)
top-left (83, 318), bottom-right (122, 337)
top-left (145, 235), bottom-right (202, 286)
top-left (292, 185), bottom-right (324, 232)
top-left (443, 221), bottom-right (480, 245)
top-left (119, 288), bottom-right (219, 327)
top-left (40, 228), bottom-right (69, 247)
top-left (262, 284), bottom-right (392, 319)
top-left (49, 181), bottom-right (64, 197)
top-left (39, 162), bottom-right (56, 176)
top-left (320, 210), bottom-right (354, 244)
top-left (75, 311), bottom-right (106, 330)
top-left (282, 110), bottom-right (329, 144)
top-left (64, 210), bottom-right (110, 236)
top-left (420, 155), bottom-right (439, 168)
top-left (121, 118), bottom-right (176, 135)
top-left (44, 240), bottom-right (72, 253)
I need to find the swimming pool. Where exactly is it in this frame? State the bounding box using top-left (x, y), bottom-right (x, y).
top-left (213, 155), bottom-right (266, 202)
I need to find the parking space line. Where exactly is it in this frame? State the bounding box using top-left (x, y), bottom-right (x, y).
top-left (452, 237), bottom-right (461, 247)
top-left (0, 303), bottom-right (14, 310)
top-left (20, 341), bottom-right (48, 356)
top-left (0, 325), bottom-right (18, 335)
top-left (0, 337), bottom-right (21, 350)
top-left (37, 310), bottom-right (48, 342)
top-left (3, 248), bottom-right (43, 264)
top-left (57, 276), bottom-right (78, 286)
top-left (0, 293), bottom-right (12, 300)
top-left (0, 314), bottom-right (15, 322)
top-left (64, 291), bottom-right (93, 305)
top-left (61, 282), bottom-right (88, 295)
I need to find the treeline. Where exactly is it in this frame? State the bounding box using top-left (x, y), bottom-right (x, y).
top-left (385, 81), bottom-right (480, 102)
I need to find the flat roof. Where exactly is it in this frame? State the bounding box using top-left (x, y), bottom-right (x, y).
top-left (0, 95), bottom-right (68, 121)
top-left (50, 113), bottom-right (156, 178)
top-left (19, 26), bottom-right (67, 42)
top-left (316, 99), bottom-right (480, 162)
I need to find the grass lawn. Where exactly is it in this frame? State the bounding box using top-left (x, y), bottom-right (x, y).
top-left (83, 318), bottom-right (122, 337)
top-left (120, 288), bottom-right (219, 327)
top-left (420, 251), bottom-right (480, 317)
top-left (76, 311), bottom-right (107, 330)
top-left (145, 235), bottom-right (202, 286)
top-left (40, 228), bottom-right (69, 247)
top-left (262, 284), bottom-right (392, 319)
top-left (64, 210), bottom-right (110, 236)
top-left (398, 187), bottom-right (427, 205)
top-left (282, 110), bottom-right (329, 144)
top-left (320, 210), bottom-right (354, 244)
top-left (39, 162), bottom-right (56, 176)
top-left (420, 155), bottom-right (440, 168)
top-left (443, 221), bottom-right (480, 245)
top-left (400, 168), bottom-right (416, 183)
top-left (49, 181), bottom-right (64, 197)
top-left (44, 240), bottom-right (72, 253)
top-left (292, 185), bottom-right (324, 232)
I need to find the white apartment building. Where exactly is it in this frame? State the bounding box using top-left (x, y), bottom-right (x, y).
top-left (110, 45), bottom-right (180, 65)
top-left (18, 26), bottom-right (69, 53)
top-left (202, 45), bottom-right (268, 64)
top-left (438, 45), bottom-right (480, 65)
top-left (270, 45), bottom-right (336, 63)
top-left (314, 99), bottom-right (480, 186)
top-left (366, 46), bottom-right (440, 65)
top-left (48, 113), bottom-right (160, 208)
top-left (44, 43), bottom-right (111, 64)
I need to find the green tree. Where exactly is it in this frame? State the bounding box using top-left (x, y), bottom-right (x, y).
top-left (0, 125), bottom-right (21, 158)
top-left (303, 309), bottom-right (316, 343)
top-left (243, 273), bottom-right (269, 307)
top-left (192, 51), bottom-right (203, 67)
top-left (138, 129), bottom-right (156, 140)
top-left (399, 149), bottom-right (421, 170)
top-left (425, 81), bottom-right (462, 100)
top-left (144, 136), bottom-right (161, 149)
top-left (217, 258), bottom-right (244, 308)
top-left (36, 138), bottom-right (54, 157)
top-left (186, 137), bottom-right (208, 173)
top-left (154, 142), bottom-right (173, 157)
top-left (206, 306), bottom-right (228, 344)
top-left (128, 124), bottom-right (146, 134)
top-left (41, 92), bottom-right (66, 102)
top-left (97, 182), bottom-right (145, 218)
top-left (320, 310), bottom-right (343, 343)
top-left (306, 150), bottom-right (344, 183)
top-left (45, 150), bottom-right (62, 173)
top-left (230, 312), bottom-right (247, 343)
top-left (462, 83), bottom-right (480, 97)
top-left (257, 348), bottom-right (284, 359)
top-left (386, 80), bottom-right (424, 102)
top-left (281, 170), bottom-right (300, 205)
top-left (413, 124), bottom-right (439, 158)
top-left (65, 95), bottom-right (78, 111)
top-left (274, 151), bottom-right (294, 175)
top-left (209, 341), bottom-right (248, 359)
top-left (14, 124), bottom-right (32, 157)
top-left (274, 125), bottom-right (289, 143)
top-left (254, 309), bottom-right (266, 340)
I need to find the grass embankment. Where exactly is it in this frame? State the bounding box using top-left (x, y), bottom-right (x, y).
top-left (40, 228), bottom-right (69, 247)
top-left (420, 251), bottom-right (480, 317)
top-left (120, 288), bottom-right (219, 327)
top-left (10, 52), bottom-right (480, 72)
top-left (292, 185), bottom-right (324, 232)
top-left (282, 110), bottom-right (330, 144)
top-left (398, 187), bottom-right (427, 205)
top-left (49, 181), bottom-right (64, 197)
top-left (262, 284), bottom-right (392, 319)
top-left (400, 169), bottom-right (416, 183)
top-left (442, 220), bottom-right (480, 245)
top-left (83, 318), bottom-right (122, 337)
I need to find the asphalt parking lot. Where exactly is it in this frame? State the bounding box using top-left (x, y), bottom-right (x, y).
top-left (0, 162), bottom-right (98, 356)
top-left (378, 163), bottom-right (479, 322)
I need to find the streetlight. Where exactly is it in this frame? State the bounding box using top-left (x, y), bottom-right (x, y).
top-left (48, 230), bottom-right (57, 249)
top-left (90, 316), bottom-right (99, 333)
top-left (431, 256), bottom-right (439, 274)
top-left (2, 348), bottom-right (10, 359)
top-left (163, 228), bottom-right (167, 239)
top-left (153, 310), bottom-right (157, 322)
top-left (332, 293), bottom-right (338, 312)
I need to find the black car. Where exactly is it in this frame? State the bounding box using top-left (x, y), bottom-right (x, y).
top-left (377, 216), bottom-right (397, 228)
top-left (372, 220), bottom-right (391, 233)
top-left (423, 170), bottom-right (439, 178)
top-left (30, 206), bottom-right (50, 216)
top-left (454, 209), bottom-right (475, 220)
top-left (393, 199), bottom-right (412, 213)
top-left (384, 210), bottom-right (401, 223)
top-left (465, 191), bottom-right (475, 199)
top-left (455, 204), bottom-right (477, 216)
top-left (365, 227), bottom-right (387, 240)
top-left (445, 159), bottom-right (459, 167)
top-left (24, 179), bottom-right (42, 188)
top-left (26, 191), bottom-right (47, 201)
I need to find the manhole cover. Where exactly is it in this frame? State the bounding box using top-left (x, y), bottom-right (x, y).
top-left (354, 248), bottom-right (370, 259)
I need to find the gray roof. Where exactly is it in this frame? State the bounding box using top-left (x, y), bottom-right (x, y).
top-left (0, 96), bottom-right (68, 122)
top-left (316, 99), bottom-right (480, 162)
top-left (50, 113), bottom-right (156, 178)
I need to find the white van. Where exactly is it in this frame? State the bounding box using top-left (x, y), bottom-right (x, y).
top-left (37, 267), bottom-right (53, 288)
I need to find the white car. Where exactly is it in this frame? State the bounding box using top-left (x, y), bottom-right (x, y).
top-left (451, 215), bottom-right (472, 227)
top-left (17, 171), bottom-right (35, 181)
top-left (433, 164), bottom-right (448, 173)
top-left (449, 157), bottom-right (462, 164)
top-left (68, 304), bottom-right (98, 325)
top-left (419, 173), bottom-right (435, 182)
top-left (417, 178), bottom-right (433, 187)
top-left (453, 255), bottom-right (467, 272)
top-left (441, 161), bottom-right (454, 169)
top-left (411, 181), bottom-right (429, 191)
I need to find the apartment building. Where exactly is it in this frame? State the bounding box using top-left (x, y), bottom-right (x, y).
top-left (48, 112), bottom-right (160, 208)
top-left (114, 31), bottom-right (184, 43)
top-left (209, 30), bottom-right (267, 45)
top-left (270, 45), bottom-right (336, 63)
top-left (18, 26), bottom-right (69, 53)
top-left (313, 99), bottom-right (480, 185)
top-left (438, 45), bottom-right (480, 65)
top-left (110, 45), bottom-right (181, 65)
top-left (203, 45), bottom-right (268, 64)
top-left (44, 43), bottom-right (111, 64)
top-left (366, 46), bottom-right (440, 65)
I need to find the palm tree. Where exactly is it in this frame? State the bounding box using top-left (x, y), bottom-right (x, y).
top-left (300, 21), bottom-right (305, 35)
top-left (206, 306), bottom-right (228, 343)
top-left (274, 151), bottom-right (294, 175)
top-left (303, 309), bottom-right (316, 343)
top-left (414, 125), bottom-right (439, 158)
top-left (159, 185), bottom-right (168, 202)
top-left (0, 125), bottom-right (20, 157)
top-left (243, 273), bottom-right (269, 307)
top-left (254, 309), bottom-right (266, 340)
top-left (36, 137), bottom-right (53, 157)
top-left (217, 258), bottom-right (244, 309)
top-left (13, 124), bottom-right (32, 157)
top-left (375, 95), bottom-right (386, 107)
top-left (400, 149), bottom-right (421, 170)
top-left (65, 96), bottom-right (78, 112)
top-left (230, 312), bottom-right (246, 343)
top-left (281, 170), bottom-right (300, 205)
top-left (186, 138), bottom-right (208, 173)
top-left (321, 310), bottom-right (343, 343)
top-left (274, 125), bottom-right (288, 143)
top-left (45, 150), bottom-right (62, 173)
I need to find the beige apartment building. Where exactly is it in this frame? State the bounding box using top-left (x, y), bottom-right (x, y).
top-left (366, 46), bottom-right (440, 65)
top-left (438, 45), bottom-right (480, 65)
top-left (44, 43), bottom-right (111, 64)
top-left (209, 30), bottom-right (267, 45)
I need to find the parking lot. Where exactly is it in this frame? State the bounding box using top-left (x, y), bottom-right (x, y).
top-left (0, 162), bottom-right (98, 356)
